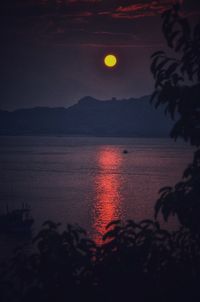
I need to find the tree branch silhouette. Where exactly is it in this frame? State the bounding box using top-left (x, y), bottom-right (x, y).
top-left (151, 3), bottom-right (200, 233)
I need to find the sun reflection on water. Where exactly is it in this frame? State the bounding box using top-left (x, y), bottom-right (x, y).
top-left (92, 148), bottom-right (123, 244)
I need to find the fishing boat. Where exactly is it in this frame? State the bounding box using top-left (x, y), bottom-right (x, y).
top-left (123, 149), bottom-right (128, 154)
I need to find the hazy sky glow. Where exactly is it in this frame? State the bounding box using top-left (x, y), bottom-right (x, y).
top-left (1, 0), bottom-right (200, 109)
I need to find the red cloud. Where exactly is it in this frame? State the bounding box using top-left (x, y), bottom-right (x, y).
top-left (115, 1), bottom-right (178, 18)
top-left (112, 12), bottom-right (155, 20)
top-left (116, 4), bottom-right (150, 13)
top-left (63, 0), bottom-right (100, 2)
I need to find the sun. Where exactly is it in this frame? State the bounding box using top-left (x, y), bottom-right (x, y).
top-left (104, 54), bottom-right (117, 68)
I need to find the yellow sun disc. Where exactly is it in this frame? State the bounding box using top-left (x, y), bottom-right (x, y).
top-left (104, 54), bottom-right (117, 68)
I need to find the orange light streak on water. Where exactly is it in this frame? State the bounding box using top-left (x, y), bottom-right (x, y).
top-left (92, 148), bottom-right (123, 244)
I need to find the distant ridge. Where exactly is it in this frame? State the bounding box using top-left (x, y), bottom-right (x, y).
top-left (0, 96), bottom-right (173, 137)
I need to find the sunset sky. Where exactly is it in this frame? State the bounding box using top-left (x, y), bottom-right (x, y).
top-left (1, 0), bottom-right (200, 109)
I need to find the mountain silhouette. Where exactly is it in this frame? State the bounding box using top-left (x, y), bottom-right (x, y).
top-left (0, 96), bottom-right (173, 137)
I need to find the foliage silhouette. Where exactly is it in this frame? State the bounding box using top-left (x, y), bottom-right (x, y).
top-left (155, 149), bottom-right (200, 233)
top-left (1, 220), bottom-right (200, 302)
top-left (151, 3), bottom-right (200, 232)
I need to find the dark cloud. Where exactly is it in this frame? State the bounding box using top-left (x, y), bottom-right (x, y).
top-left (1, 1), bottom-right (199, 47)
top-left (0, 1), bottom-right (180, 45)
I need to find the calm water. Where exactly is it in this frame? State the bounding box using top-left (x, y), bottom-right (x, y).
top-left (0, 136), bottom-right (194, 242)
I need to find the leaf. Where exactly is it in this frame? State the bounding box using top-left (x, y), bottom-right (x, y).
top-left (103, 229), bottom-right (118, 241)
top-left (106, 220), bottom-right (121, 230)
top-left (155, 58), bottom-right (172, 74)
top-left (42, 220), bottom-right (59, 229)
top-left (166, 62), bottom-right (179, 77)
top-left (159, 186), bottom-right (172, 194)
top-left (179, 18), bottom-right (191, 37)
top-left (169, 30), bottom-right (181, 47)
top-left (151, 51), bottom-right (165, 58)
top-left (150, 90), bottom-right (159, 103)
top-left (161, 9), bottom-right (171, 20)
top-left (175, 36), bottom-right (186, 52)
top-left (151, 56), bottom-right (161, 75)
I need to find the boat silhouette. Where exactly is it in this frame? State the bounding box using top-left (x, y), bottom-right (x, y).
top-left (123, 150), bottom-right (128, 154)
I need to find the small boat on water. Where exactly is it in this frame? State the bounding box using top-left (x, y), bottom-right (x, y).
top-left (0, 203), bottom-right (34, 236)
top-left (123, 149), bottom-right (128, 154)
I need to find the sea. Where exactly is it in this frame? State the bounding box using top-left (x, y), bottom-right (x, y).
top-left (0, 136), bottom-right (194, 243)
